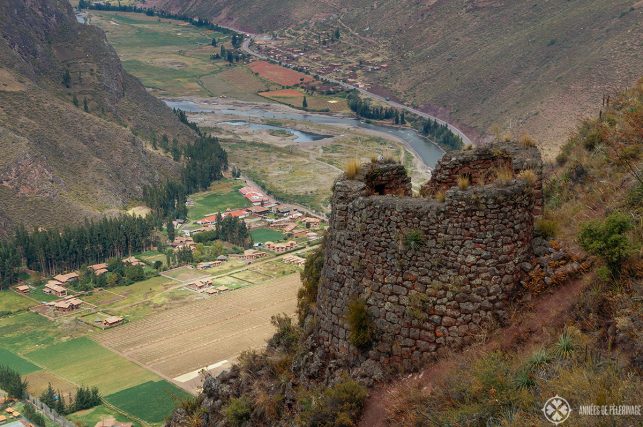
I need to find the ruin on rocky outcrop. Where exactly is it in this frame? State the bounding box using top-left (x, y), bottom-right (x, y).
top-left (304, 141), bottom-right (544, 377)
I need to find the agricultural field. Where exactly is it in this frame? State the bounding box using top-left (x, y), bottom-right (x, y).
top-left (0, 290), bottom-right (37, 315)
top-left (96, 274), bottom-right (301, 382)
top-left (160, 266), bottom-right (209, 283)
top-left (249, 60), bottom-right (314, 86)
top-left (0, 348), bottom-right (40, 375)
top-left (259, 88), bottom-right (349, 113)
top-left (200, 66), bottom-right (280, 102)
top-left (24, 370), bottom-right (77, 397)
top-left (26, 337), bottom-right (158, 395)
top-left (248, 259), bottom-right (301, 278)
top-left (250, 227), bottom-right (285, 243)
top-left (67, 404), bottom-right (141, 427)
top-left (187, 179), bottom-right (251, 220)
top-left (105, 380), bottom-right (191, 424)
top-left (91, 11), bottom-right (227, 97)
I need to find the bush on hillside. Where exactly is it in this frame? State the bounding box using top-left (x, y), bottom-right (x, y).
top-left (579, 212), bottom-right (633, 276)
top-left (224, 397), bottom-right (252, 427)
top-left (300, 375), bottom-right (368, 426)
top-left (297, 244), bottom-right (324, 325)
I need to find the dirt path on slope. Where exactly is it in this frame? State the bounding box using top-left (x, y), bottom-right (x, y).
top-left (359, 277), bottom-right (589, 427)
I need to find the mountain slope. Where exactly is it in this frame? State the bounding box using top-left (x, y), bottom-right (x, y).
top-left (0, 0), bottom-right (194, 236)
top-left (145, 0), bottom-right (642, 158)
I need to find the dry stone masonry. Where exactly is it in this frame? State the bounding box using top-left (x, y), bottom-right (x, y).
top-left (310, 142), bottom-right (544, 376)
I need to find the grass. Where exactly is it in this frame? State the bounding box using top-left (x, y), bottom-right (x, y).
top-left (24, 370), bottom-right (77, 397)
top-left (200, 66), bottom-right (279, 102)
top-left (0, 290), bottom-right (37, 315)
top-left (250, 228), bottom-right (285, 243)
top-left (26, 337), bottom-right (158, 395)
top-left (0, 348), bottom-right (41, 375)
top-left (188, 179), bottom-right (251, 219)
top-left (105, 380), bottom-right (192, 424)
top-left (258, 89), bottom-right (349, 113)
top-left (91, 11), bottom-right (228, 97)
top-left (344, 159), bottom-right (361, 179)
top-left (0, 312), bottom-right (84, 354)
top-left (67, 404), bottom-right (141, 427)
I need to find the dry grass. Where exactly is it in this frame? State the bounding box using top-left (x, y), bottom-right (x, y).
top-left (494, 166), bottom-right (514, 185)
top-left (345, 159), bottom-right (361, 179)
top-left (519, 134), bottom-right (537, 148)
top-left (517, 169), bottom-right (538, 185)
top-left (434, 191), bottom-right (446, 203)
top-left (456, 175), bottom-right (470, 190)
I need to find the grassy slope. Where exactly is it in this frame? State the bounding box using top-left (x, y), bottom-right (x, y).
top-left (0, 0), bottom-right (194, 236)
top-left (374, 80), bottom-right (643, 426)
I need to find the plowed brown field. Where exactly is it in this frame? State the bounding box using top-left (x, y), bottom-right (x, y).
top-left (96, 274), bottom-right (300, 379)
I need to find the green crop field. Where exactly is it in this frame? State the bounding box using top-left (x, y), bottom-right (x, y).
top-left (0, 312), bottom-right (83, 354)
top-left (0, 290), bottom-right (37, 314)
top-left (83, 276), bottom-right (178, 311)
top-left (92, 11), bottom-right (228, 97)
top-left (105, 380), bottom-right (191, 424)
top-left (0, 348), bottom-right (41, 375)
top-left (68, 404), bottom-right (141, 427)
top-left (188, 179), bottom-right (251, 219)
top-left (26, 337), bottom-right (158, 395)
top-left (250, 227), bottom-right (285, 243)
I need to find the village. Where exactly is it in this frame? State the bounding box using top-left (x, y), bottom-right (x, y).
top-left (249, 21), bottom-right (390, 92)
top-left (9, 182), bottom-right (326, 332)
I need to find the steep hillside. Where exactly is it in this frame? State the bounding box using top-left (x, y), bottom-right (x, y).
top-left (0, 0), bottom-right (195, 236)
top-left (166, 81), bottom-right (641, 426)
top-left (145, 0), bottom-right (641, 158)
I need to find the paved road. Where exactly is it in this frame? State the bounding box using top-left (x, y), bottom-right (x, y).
top-left (237, 36), bottom-right (473, 147)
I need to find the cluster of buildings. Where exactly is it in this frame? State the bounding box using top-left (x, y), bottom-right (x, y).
top-left (186, 277), bottom-right (230, 296)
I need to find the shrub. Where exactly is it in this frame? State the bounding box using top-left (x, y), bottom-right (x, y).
top-left (517, 169), bottom-right (538, 185)
top-left (463, 143), bottom-right (474, 150)
top-left (267, 313), bottom-right (300, 353)
top-left (579, 212), bottom-right (632, 276)
top-left (296, 244), bottom-right (324, 325)
top-left (494, 166), bottom-right (514, 185)
top-left (554, 328), bottom-right (576, 359)
top-left (302, 376), bottom-right (368, 426)
top-left (535, 218), bottom-right (559, 239)
top-left (434, 191), bottom-right (446, 203)
top-left (403, 229), bottom-right (425, 249)
top-left (346, 298), bottom-right (374, 349)
top-left (456, 175), bottom-right (470, 190)
top-left (224, 396), bottom-right (252, 427)
top-left (344, 159), bottom-right (360, 179)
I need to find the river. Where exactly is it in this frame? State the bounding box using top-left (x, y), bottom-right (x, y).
top-left (165, 100), bottom-right (445, 168)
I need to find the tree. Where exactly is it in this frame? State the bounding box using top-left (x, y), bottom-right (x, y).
top-left (62, 69), bottom-right (72, 88)
top-left (167, 220), bottom-right (175, 242)
top-left (334, 28), bottom-right (341, 40)
top-left (211, 37), bottom-right (218, 47)
top-left (0, 365), bottom-right (27, 398)
top-left (83, 97), bottom-right (89, 112)
top-left (302, 96), bottom-right (308, 109)
top-left (72, 94), bottom-right (79, 107)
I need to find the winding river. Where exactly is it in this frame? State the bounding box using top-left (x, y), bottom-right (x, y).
top-left (165, 100), bottom-right (445, 168)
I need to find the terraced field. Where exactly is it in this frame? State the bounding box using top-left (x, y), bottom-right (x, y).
top-left (96, 274), bottom-right (300, 379)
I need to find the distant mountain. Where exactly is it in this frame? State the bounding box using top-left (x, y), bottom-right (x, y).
top-left (145, 0), bottom-right (642, 157)
top-left (0, 0), bottom-right (195, 236)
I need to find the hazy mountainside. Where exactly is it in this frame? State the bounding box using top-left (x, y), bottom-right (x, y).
top-left (145, 0), bottom-right (641, 158)
top-left (0, 0), bottom-right (194, 236)
top-left (144, 0), bottom-right (330, 33)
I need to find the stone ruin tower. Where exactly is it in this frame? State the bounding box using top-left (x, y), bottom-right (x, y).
top-left (310, 141), bottom-right (543, 377)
